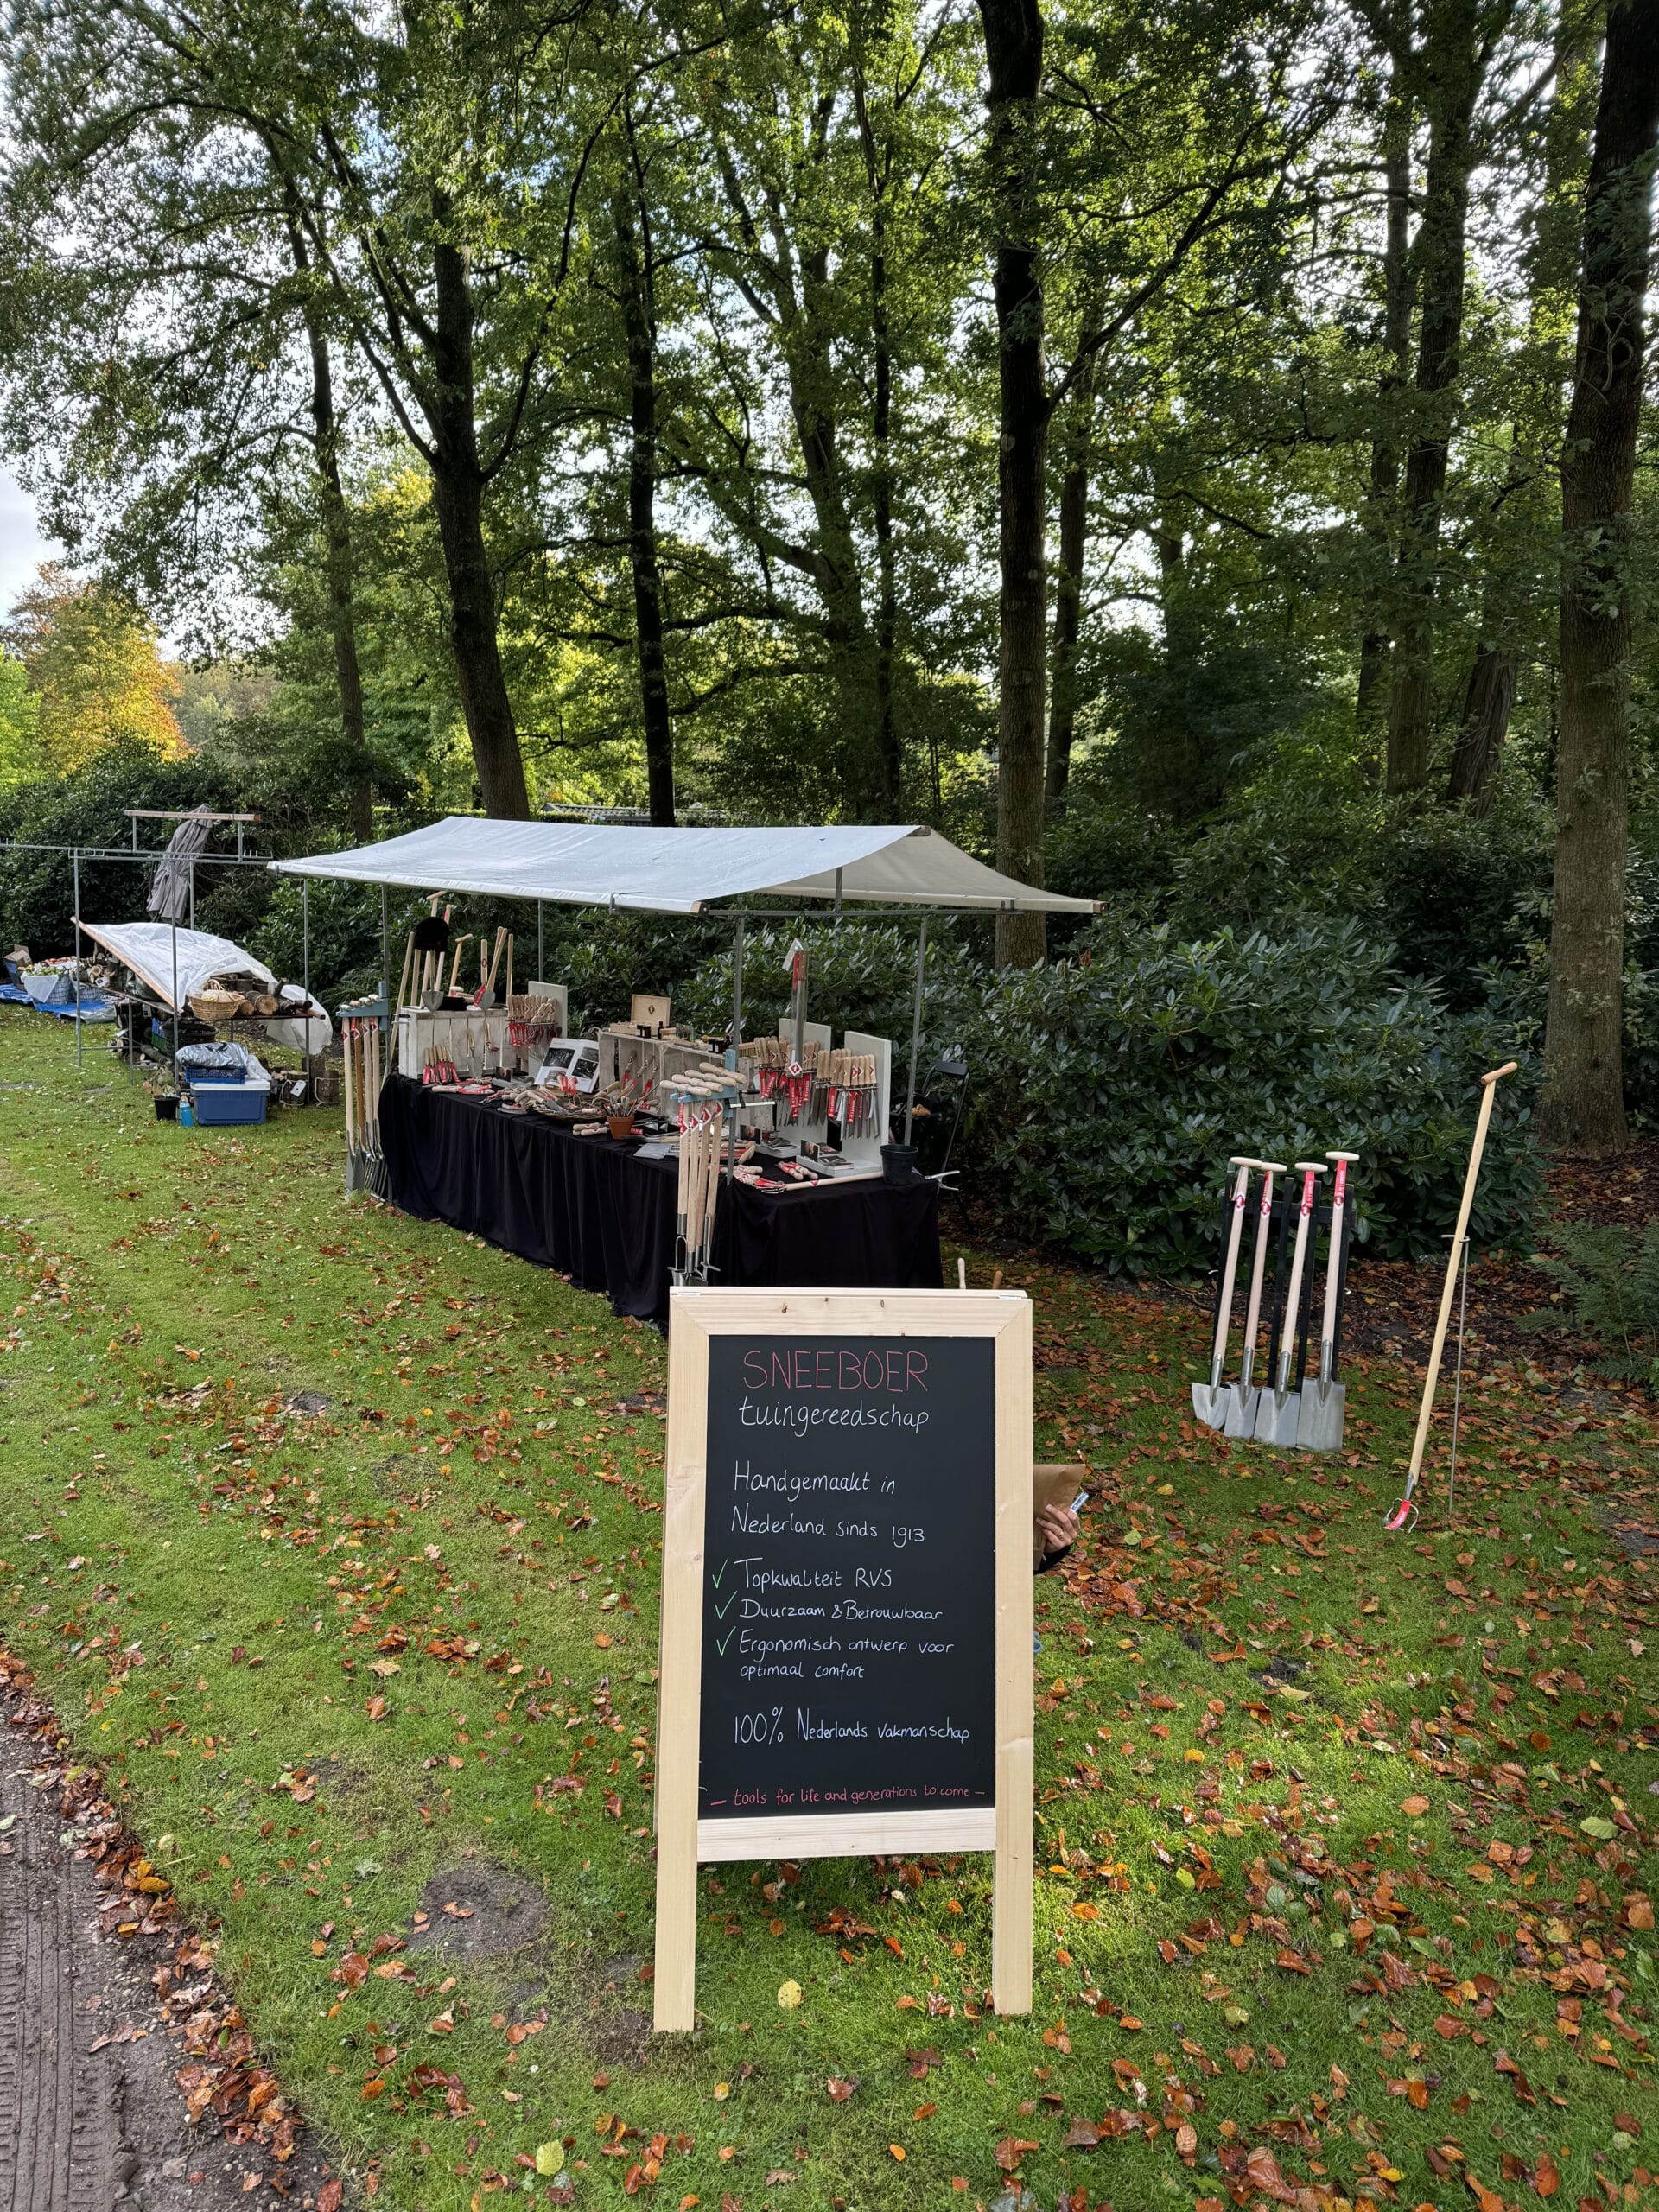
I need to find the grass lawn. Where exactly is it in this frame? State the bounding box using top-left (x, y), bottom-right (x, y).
top-left (2, 1004), bottom-right (1656, 2212)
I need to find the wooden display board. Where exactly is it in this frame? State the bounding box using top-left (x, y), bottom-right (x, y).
top-left (652, 1287), bottom-right (1033, 2031)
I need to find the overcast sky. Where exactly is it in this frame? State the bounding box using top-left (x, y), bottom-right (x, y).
top-left (0, 467), bottom-right (58, 619)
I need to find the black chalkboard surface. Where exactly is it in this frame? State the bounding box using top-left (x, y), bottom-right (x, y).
top-left (697, 1333), bottom-right (996, 1821)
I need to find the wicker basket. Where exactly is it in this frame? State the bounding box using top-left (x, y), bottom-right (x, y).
top-left (188, 988), bottom-right (246, 1024)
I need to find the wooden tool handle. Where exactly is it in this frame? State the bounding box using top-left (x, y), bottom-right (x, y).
top-left (1481, 1062), bottom-right (1518, 1084)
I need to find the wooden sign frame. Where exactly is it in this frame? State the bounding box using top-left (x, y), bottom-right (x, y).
top-left (652, 1286), bottom-right (1033, 2032)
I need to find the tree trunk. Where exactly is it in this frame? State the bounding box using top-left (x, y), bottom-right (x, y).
top-left (869, 191), bottom-right (901, 815)
top-left (429, 223), bottom-right (530, 820)
top-left (311, 334), bottom-right (372, 843)
top-left (1356, 66), bottom-right (1414, 735)
top-left (1445, 638), bottom-right (1516, 811)
top-left (1539, 0), bottom-right (1659, 1156)
top-left (978, 0), bottom-right (1048, 966)
top-left (1046, 340), bottom-right (1096, 809)
top-left (283, 190), bottom-right (372, 840)
top-left (1446, 17), bottom-right (1596, 816)
top-left (613, 153), bottom-right (676, 826)
top-left (1384, 0), bottom-right (1482, 792)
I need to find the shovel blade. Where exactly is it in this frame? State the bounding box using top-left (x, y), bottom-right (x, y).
top-left (1222, 1385), bottom-right (1259, 1440)
top-left (1253, 1387), bottom-right (1301, 1447)
top-left (1190, 1381), bottom-right (1232, 1430)
top-left (1296, 1379), bottom-right (1345, 1452)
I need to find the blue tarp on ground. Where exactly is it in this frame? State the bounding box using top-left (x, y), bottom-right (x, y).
top-left (0, 982), bottom-right (117, 1021)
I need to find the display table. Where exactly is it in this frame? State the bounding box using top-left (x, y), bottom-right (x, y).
top-left (378, 1075), bottom-right (942, 1326)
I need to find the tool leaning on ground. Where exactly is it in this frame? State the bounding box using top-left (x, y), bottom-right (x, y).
top-left (1253, 1160), bottom-right (1327, 1446)
top-left (1385, 1061), bottom-right (1519, 1532)
top-left (1192, 1155), bottom-right (1255, 1429)
top-left (1296, 1148), bottom-right (1361, 1452)
top-left (1223, 1160), bottom-right (1287, 1440)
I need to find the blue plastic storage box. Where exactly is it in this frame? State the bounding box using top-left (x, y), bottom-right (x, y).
top-left (189, 1082), bottom-right (269, 1125)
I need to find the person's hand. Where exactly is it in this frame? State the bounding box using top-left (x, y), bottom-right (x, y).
top-left (1037, 1503), bottom-right (1079, 1557)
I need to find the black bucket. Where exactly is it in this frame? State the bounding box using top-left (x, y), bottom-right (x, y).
top-left (880, 1141), bottom-right (918, 1186)
top-left (154, 1093), bottom-right (180, 1122)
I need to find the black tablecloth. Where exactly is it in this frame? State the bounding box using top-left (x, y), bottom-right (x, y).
top-left (378, 1075), bottom-right (942, 1325)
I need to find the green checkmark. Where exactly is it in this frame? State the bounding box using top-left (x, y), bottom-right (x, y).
top-left (714, 1591), bottom-right (738, 1619)
top-left (715, 1630), bottom-right (735, 1656)
top-left (711, 1560), bottom-right (729, 1587)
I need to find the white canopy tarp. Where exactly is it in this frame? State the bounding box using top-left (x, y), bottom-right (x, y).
top-left (269, 819), bottom-right (1099, 916)
top-left (78, 920), bottom-right (333, 1052)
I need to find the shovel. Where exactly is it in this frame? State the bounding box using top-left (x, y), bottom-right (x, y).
top-left (1224, 1160), bottom-right (1286, 1440)
top-left (1386, 1063), bottom-right (1517, 1529)
top-left (1255, 1161), bottom-right (1326, 1445)
top-left (1192, 1155), bottom-right (1255, 1429)
top-left (1297, 1149), bottom-right (1360, 1452)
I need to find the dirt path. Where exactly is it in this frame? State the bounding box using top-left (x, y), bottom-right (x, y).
top-left (0, 1689), bottom-right (336, 2212)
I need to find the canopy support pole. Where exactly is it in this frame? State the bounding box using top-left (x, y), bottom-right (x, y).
top-left (302, 879), bottom-right (312, 1056)
top-left (537, 899), bottom-right (544, 982)
top-left (170, 908), bottom-right (180, 1082)
top-left (188, 856), bottom-right (195, 931)
top-left (379, 885), bottom-right (390, 1001)
top-left (72, 848), bottom-right (82, 1068)
top-left (903, 914), bottom-right (927, 1145)
top-left (728, 912), bottom-right (745, 1063)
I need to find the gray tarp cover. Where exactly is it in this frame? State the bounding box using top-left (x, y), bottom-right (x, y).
top-left (77, 919), bottom-right (332, 1051)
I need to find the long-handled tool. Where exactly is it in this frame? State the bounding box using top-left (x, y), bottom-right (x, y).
top-left (1385, 1063), bottom-right (1518, 1530)
top-left (1192, 1155), bottom-right (1255, 1429)
top-left (1224, 1160), bottom-right (1287, 1440)
top-left (1255, 1161), bottom-right (1326, 1445)
top-left (1297, 1149), bottom-right (1360, 1452)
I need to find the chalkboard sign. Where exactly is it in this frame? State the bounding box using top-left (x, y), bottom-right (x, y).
top-left (653, 1287), bottom-right (1033, 2032)
top-left (698, 1334), bottom-right (996, 1822)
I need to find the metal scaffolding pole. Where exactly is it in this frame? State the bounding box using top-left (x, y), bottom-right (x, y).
top-left (72, 848), bottom-right (83, 1068)
top-left (537, 899), bottom-right (544, 982)
top-left (903, 915), bottom-right (928, 1145)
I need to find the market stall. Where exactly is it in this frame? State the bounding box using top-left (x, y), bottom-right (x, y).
top-left (271, 820), bottom-right (1096, 1317)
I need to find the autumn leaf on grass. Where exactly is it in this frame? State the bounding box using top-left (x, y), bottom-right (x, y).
top-left (365, 1695), bottom-right (391, 1721)
top-left (776, 1979), bottom-right (802, 2008)
top-left (1534, 2153), bottom-right (1560, 2197)
top-left (317, 2184), bottom-right (343, 2212)
top-left (1401, 1794), bottom-right (1430, 1816)
top-left (825, 2077), bottom-right (856, 2101)
top-left (1064, 2116), bottom-right (1099, 2151)
top-left (535, 2144), bottom-right (565, 2177)
top-left (427, 2008), bottom-right (455, 2035)
top-left (995, 2139), bottom-right (1039, 2173)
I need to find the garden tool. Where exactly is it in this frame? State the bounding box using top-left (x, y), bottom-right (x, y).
top-left (1254, 1161), bottom-right (1327, 1446)
top-left (1224, 1160), bottom-right (1287, 1440)
top-left (1386, 1063), bottom-right (1517, 1530)
top-left (1297, 1149), bottom-right (1360, 1452)
top-left (1192, 1155), bottom-right (1255, 1429)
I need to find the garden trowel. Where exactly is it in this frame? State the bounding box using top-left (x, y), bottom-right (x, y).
top-left (1296, 1149), bottom-right (1360, 1452)
top-left (1224, 1160), bottom-right (1286, 1440)
top-left (1192, 1156), bottom-right (1255, 1428)
top-left (1254, 1161), bottom-right (1326, 1446)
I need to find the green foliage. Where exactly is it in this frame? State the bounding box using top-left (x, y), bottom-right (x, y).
top-left (0, 742), bottom-right (242, 955)
top-left (940, 916), bottom-right (1541, 1274)
top-left (1528, 1222), bottom-right (1659, 1389)
top-left (0, 652), bottom-right (43, 785)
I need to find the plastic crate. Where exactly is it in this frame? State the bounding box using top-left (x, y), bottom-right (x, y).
top-left (188, 1083), bottom-right (268, 1125)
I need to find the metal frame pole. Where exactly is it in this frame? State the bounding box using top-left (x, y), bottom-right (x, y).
top-left (902, 914), bottom-right (927, 1145)
top-left (188, 855), bottom-right (195, 930)
top-left (72, 848), bottom-right (83, 1067)
top-left (302, 878), bottom-right (312, 1057)
top-left (379, 884), bottom-right (390, 1001)
top-left (537, 899), bottom-right (544, 982)
top-left (728, 912), bottom-right (745, 1062)
top-left (170, 908), bottom-right (180, 1082)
